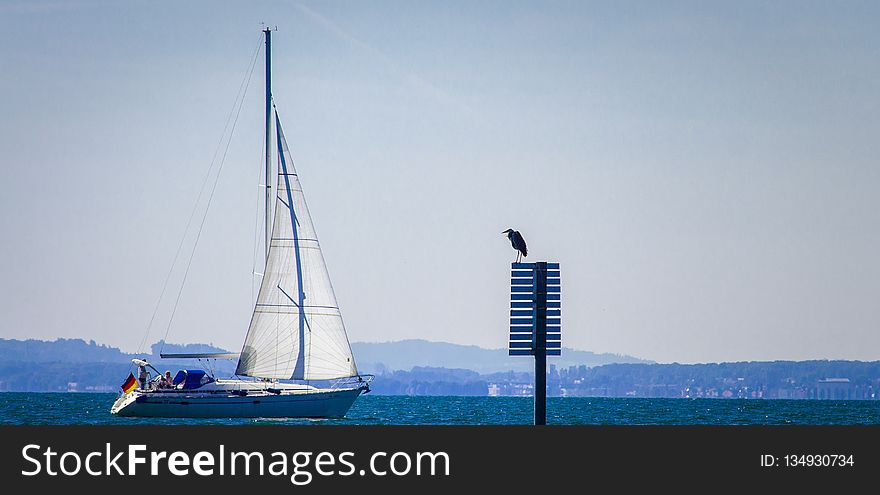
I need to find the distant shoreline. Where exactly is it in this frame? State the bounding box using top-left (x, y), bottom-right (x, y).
top-left (1, 390), bottom-right (876, 401)
top-left (1, 338), bottom-right (877, 399)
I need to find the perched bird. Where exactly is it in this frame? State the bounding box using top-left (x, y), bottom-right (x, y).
top-left (502, 228), bottom-right (528, 263)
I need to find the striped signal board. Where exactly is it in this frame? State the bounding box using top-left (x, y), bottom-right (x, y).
top-left (509, 262), bottom-right (561, 356)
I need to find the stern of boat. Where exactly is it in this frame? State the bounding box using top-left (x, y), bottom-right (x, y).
top-left (110, 391), bottom-right (140, 416)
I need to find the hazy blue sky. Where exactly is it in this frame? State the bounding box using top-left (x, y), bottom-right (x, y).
top-left (1, 1), bottom-right (878, 363)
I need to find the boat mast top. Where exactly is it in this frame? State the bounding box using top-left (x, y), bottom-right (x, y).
top-left (264, 27), bottom-right (272, 261)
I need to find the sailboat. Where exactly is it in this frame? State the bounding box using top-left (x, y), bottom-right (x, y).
top-left (111, 28), bottom-right (371, 418)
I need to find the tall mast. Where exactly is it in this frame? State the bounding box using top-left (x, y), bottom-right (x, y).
top-left (263, 27), bottom-right (272, 260)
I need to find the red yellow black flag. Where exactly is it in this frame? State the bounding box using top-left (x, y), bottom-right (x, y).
top-left (121, 373), bottom-right (137, 394)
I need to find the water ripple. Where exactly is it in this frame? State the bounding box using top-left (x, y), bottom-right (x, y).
top-left (1, 393), bottom-right (879, 425)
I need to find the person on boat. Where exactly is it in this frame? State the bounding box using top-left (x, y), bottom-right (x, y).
top-left (137, 364), bottom-right (149, 390)
top-left (164, 370), bottom-right (174, 389)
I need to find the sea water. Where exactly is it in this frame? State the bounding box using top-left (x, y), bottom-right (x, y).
top-left (2, 393), bottom-right (879, 425)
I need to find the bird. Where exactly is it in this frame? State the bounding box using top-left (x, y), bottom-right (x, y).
top-left (502, 228), bottom-right (528, 263)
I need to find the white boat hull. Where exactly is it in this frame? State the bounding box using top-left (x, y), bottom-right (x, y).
top-left (111, 384), bottom-right (365, 419)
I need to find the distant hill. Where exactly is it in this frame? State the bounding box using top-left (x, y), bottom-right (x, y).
top-left (0, 338), bottom-right (237, 391)
top-left (351, 339), bottom-right (650, 374)
top-left (0, 338), bottom-right (132, 364)
top-left (0, 338), bottom-right (229, 364)
top-left (0, 338), bottom-right (647, 373)
top-left (0, 339), bottom-right (877, 399)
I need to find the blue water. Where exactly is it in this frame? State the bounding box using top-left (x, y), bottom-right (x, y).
top-left (2, 393), bottom-right (880, 425)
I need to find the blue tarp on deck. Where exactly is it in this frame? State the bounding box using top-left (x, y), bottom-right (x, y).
top-left (172, 369), bottom-right (213, 390)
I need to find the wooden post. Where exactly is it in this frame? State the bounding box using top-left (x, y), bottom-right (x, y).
top-left (534, 261), bottom-right (547, 425)
top-left (510, 261), bottom-right (559, 425)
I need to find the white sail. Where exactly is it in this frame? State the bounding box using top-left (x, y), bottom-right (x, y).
top-left (236, 114), bottom-right (358, 380)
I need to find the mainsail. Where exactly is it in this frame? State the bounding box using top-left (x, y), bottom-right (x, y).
top-left (236, 114), bottom-right (358, 380)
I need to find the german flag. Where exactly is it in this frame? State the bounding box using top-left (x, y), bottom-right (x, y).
top-left (121, 373), bottom-right (138, 394)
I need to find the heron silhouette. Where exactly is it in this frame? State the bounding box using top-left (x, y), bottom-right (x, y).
top-left (502, 228), bottom-right (528, 263)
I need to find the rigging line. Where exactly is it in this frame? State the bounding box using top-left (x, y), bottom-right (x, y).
top-left (251, 132), bottom-right (266, 307)
top-left (137, 33), bottom-right (264, 356)
top-left (160, 34), bottom-right (263, 351)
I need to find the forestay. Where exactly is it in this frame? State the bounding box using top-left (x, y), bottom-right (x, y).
top-left (236, 114), bottom-right (358, 380)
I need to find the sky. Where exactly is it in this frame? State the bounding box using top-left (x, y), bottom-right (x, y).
top-left (0, 1), bottom-right (878, 364)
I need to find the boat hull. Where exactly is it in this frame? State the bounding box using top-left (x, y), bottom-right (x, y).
top-left (111, 386), bottom-right (364, 419)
